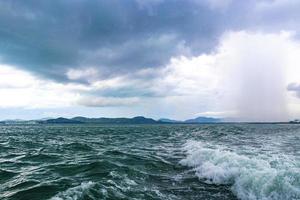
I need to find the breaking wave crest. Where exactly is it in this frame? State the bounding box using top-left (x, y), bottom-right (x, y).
top-left (180, 140), bottom-right (300, 200)
top-left (50, 181), bottom-right (96, 200)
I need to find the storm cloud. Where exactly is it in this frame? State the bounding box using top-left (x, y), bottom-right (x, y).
top-left (2, 0), bottom-right (300, 120)
top-left (0, 0), bottom-right (291, 82)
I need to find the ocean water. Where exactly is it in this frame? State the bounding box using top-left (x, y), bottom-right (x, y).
top-left (0, 124), bottom-right (300, 200)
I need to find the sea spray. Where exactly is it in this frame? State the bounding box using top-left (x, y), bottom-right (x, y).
top-left (50, 181), bottom-right (96, 200)
top-left (180, 140), bottom-right (300, 200)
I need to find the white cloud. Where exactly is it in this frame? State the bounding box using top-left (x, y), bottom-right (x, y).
top-left (145, 30), bottom-right (300, 121)
top-left (0, 65), bottom-right (83, 108)
top-left (194, 111), bottom-right (237, 118)
top-left (77, 97), bottom-right (140, 107)
top-left (159, 55), bottom-right (218, 96)
top-left (66, 67), bottom-right (101, 83)
top-left (0, 65), bottom-right (38, 89)
top-left (2, 31), bottom-right (300, 121)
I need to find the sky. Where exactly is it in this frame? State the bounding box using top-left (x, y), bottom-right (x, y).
top-left (1, 0), bottom-right (300, 121)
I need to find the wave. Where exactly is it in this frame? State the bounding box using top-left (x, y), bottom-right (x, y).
top-left (180, 140), bottom-right (300, 200)
top-left (0, 169), bottom-right (18, 183)
top-left (50, 181), bottom-right (96, 200)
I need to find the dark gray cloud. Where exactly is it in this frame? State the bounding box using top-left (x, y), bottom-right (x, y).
top-left (0, 0), bottom-right (299, 83)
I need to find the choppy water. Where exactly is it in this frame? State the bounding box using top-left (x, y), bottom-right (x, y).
top-left (0, 124), bottom-right (300, 200)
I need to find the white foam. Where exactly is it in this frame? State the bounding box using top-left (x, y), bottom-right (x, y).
top-left (180, 140), bottom-right (300, 200)
top-left (50, 181), bottom-right (95, 200)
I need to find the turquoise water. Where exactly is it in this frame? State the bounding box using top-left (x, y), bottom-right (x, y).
top-left (0, 124), bottom-right (300, 200)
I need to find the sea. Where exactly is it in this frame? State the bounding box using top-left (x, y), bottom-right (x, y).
top-left (0, 124), bottom-right (300, 200)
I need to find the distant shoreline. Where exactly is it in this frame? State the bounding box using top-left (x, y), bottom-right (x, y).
top-left (0, 116), bottom-right (299, 125)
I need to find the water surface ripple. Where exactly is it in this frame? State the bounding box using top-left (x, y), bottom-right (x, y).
top-left (0, 124), bottom-right (299, 200)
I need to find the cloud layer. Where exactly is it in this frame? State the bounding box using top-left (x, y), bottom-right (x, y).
top-left (2, 0), bottom-right (299, 81)
top-left (3, 30), bottom-right (300, 121)
top-left (2, 0), bottom-right (300, 120)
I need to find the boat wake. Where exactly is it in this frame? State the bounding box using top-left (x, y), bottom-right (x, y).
top-left (180, 140), bottom-right (300, 200)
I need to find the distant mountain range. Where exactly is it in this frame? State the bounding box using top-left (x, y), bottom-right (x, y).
top-left (40, 116), bottom-right (159, 124)
top-left (1, 116), bottom-right (298, 124)
top-left (0, 116), bottom-right (223, 124)
top-left (159, 116), bottom-right (221, 123)
top-left (185, 116), bottom-right (222, 123)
